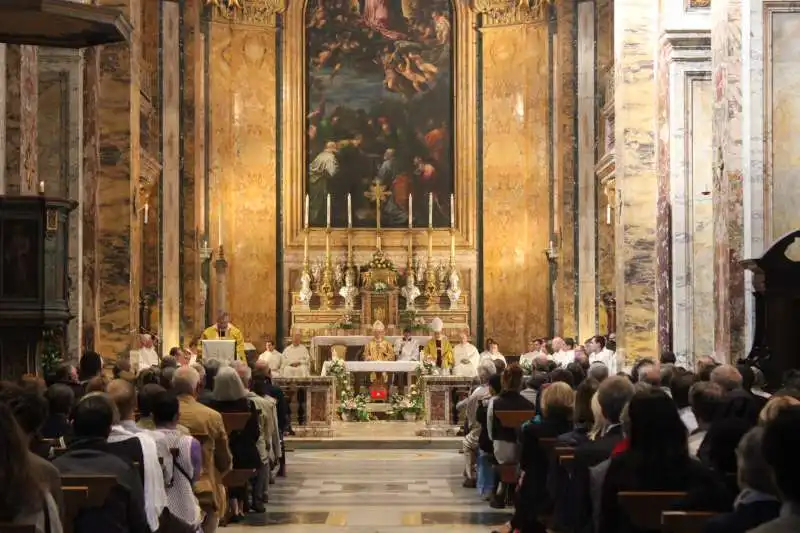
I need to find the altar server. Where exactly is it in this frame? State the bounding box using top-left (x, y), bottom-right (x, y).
top-left (423, 317), bottom-right (454, 370)
top-left (479, 338), bottom-right (506, 365)
top-left (394, 327), bottom-right (421, 361)
top-left (587, 335), bottom-right (617, 374)
top-left (199, 311), bottom-right (246, 362)
top-left (282, 331), bottom-right (311, 378)
top-left (453, 329), bottom-right (480, 378)
top-left (257, 338), bottom-right (284, 376)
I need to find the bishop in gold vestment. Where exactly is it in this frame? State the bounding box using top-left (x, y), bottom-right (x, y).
top-left (364, 320), bottom-right (395, 361)
top-left (422, 317), bottom-right (454, 369)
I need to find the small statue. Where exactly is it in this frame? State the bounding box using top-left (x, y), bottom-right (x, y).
top-left (299, 270), bottom-right (313, 305)
top-left (400, 271), bottom-right (421, 310)
top-left (415, 256), bottom-right (425, 283)
top-left (311, 260), bottom-right (323, 286)
top-left (334, 261), bottom-right (345, 288)
top-left (437, 261), bottom-right (448, 292)
top-left (338, 268), bottom-right (358, 311)
top-left (446, 268), bottom-right (461, 309)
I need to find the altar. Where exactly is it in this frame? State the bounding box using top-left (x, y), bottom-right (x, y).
top-left (311, 334), bottom-right (430, 373)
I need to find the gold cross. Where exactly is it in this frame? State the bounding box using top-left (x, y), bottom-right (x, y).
top-left (364, 181), bottom-right (392, 229)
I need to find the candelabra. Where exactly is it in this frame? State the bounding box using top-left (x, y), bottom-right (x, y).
top-left (320, 228), bottom-right (335, 309)
top-left (406, 228), bottom-right (414, 275)
top-left (214, 245), bottom-right (228, 315)
top-left (423, 228), bottom-right (438, 306)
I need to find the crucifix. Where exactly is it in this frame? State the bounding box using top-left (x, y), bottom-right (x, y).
top-left (365, 181), bottom-right (391, 250)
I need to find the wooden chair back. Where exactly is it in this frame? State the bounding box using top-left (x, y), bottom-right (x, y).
top-left (494, 410), bottom-right (536, 429)
top-left (61, 486), bottom-right (89, 533)
top-left (661, 511), bottom-right (718, 533)
top-left (617, 491), bottom-right (687, 531)
top-left (221, 412), bottom-right (251, 433)
top-left (61, 474), bottom-right (117, 507)
top-left (222, 468), bottom-right (256, 488)
top-left (538, 437), bottom-right (558, 451)
top-left (0, 525), bottom-right (36, 533)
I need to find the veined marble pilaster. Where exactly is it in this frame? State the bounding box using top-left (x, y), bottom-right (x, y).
top-left (39, 48), bottom-right (84, 361)
top-left (711, 0), bottom-right (746, 362)
top-left (614, 0), bottom-right (660, 361)
top-left (4, 45), bottom-right (38, 195)
top-left (480, 20), bottom-right (551, 354)
top-left (162, 1), bottom-right (181, 350)
top-left (662, 33), bottom-right (713, 367)
top-left (577, 0), bottom-right (596, 342)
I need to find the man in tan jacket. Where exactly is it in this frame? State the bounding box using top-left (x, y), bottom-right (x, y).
top-left (173, 365), bottom-right (232, 533)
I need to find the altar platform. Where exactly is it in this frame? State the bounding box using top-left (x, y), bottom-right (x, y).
top-left (285, 421), bottom-right (462, 450)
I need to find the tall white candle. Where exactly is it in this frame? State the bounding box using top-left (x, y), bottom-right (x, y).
top-left (144, 203), bottom-right (149, 225)
top-left (408, 193), bottom-right (413, 229)
top-left (218, 210), bottom-right (222, 247)
top-left (428, 192), bottom-right (433, 228)
top-left (326, 194), bottom-right (331, 228)
top-left (347, 193), bottom-right (352, 228)
top-left (305, 194), bottom-right (309, 228)
top-left (606, 203), bottom-right (612, 225)
top-left (450, 193), bottom-right (454, 228)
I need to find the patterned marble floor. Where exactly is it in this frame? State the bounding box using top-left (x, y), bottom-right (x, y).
top-left (225, 449), bottom-right (510, 532)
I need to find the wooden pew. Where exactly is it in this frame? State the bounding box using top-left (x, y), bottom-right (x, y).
top-left (0, 525), bottom-right (36, 533)
top-left (222, 468), bottom-right (257, 489)
top-left (618, 491), bottom-right (687, 531)
top-left (60, 476), bottom-right (117, 533)
top-left (661, 511), bottom-right (718, 533)
top-left (494, 410), bottom-right (536, 429)
top-left (221, 412), bottom-right (251, 434)
top-left (61, 486), bottom-right (89, 533)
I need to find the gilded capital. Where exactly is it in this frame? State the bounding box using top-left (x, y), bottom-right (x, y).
top-left (472, 0), bottom-right (551, 26)
top-left (205, 0), bottom-right (287, 26)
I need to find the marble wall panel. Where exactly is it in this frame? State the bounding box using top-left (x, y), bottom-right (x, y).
top-left (711, 0), bottom-right (745, 362)
top-left (4, 45), bottom-right (38, 195)
top-left (656, 41), bottom-right (672, 354)
top-left (577, 1), bottom-right (597, 341)
top-left (208, 22), bottom-right (278, 344)
top-left (767, 11), bottom-right (800, 240)
top-left (614, 0), bottom-right (660, 361)
top-left (556, 1), bottom-right (578, 339)
top-left (82, 45), bottom-right (100, 352)
top-left (481, 23), bottom-right (550, 354)
top-left (162, 2), bottom-right (181, 349)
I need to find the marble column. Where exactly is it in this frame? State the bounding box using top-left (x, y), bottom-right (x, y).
top-left (162, 1), bottom-right (181, 350)
top-left (39, 48), bottom-right (84, 361)
top-left (613, 0), bottom-right (660, 362)
top-left (4, 45), bottom-right (38, 195)
top-left (577, 0), bottom-right (596, 341)
top-left (85, 0), bottom-right (142, 359)
top-left (711, 0), bottom-right (746, 362)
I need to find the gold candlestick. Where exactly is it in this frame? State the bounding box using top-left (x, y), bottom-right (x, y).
top-left (320, 229), bottom-right (334, 309)
top-left (449, 229), bottom-right (456, 267)
top-left (423, 227), bottom-right (438, 305)
top-left (303, 228), bottom-right (310, 271)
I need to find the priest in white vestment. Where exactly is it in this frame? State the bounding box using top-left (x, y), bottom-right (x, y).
top-left (586, 335), bottom-right (617, 374)
top-left (394, 328), bottom-right (420, 361)
top-left (453, 330), bottom-right (481, 378)
top-left (519, 339), bottom-right (545, 366)
top-left (479, 338), bottom-right (506, 365)
top-left (257, 338), bottom-right (284, 376)
top-left (551, 336), bottom-right (574, 367)
top-left (281, 332), bottom-right (311, 378)
top-left (138, 334), bottom-right (160, 370)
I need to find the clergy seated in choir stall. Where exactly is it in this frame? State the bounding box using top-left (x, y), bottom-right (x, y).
top-left (199, 311), bottom-right (246, 362)
top-left (587, 335), bottom-right (617, 375)
top-left (453, 329), bottom-right (480, 378)
top-left (480, 338), bottom-right (506, 366)
top-left (282, 332), bottom-right (311, 378)
top-left (138, 334), bottom-right (161, 370)
top-left (364, 321), bottom-right (396, 400)
top-left (257, 338), bottom-right (283, 377)
top-left (519, 338), bottom-right (546, 366)
top-left (423, 317), bottom-right (454, 371)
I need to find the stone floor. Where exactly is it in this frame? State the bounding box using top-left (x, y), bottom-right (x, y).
top-left (225, 448), bottom-right (510, 532)
top-left (287, 422), bottom-right (462, 450)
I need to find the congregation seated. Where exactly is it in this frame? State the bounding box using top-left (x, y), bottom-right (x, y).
top-left (198, 360), bottom-right (222, 406)
top-left (41, 384), bottom-right (75, 446)
top-left (173, 365), bottom-right (232, 533)
top-left (53, 394), bottom-right (148, 533)
top-left (46, 363), bottom-right (84, 402)
top-left (0, 403), bottom-right (63, 533)
top-left (461, 363), bottom-right (496, 489)
top-left (208, 366), bottom-right (262, 520)
top-left (77, 352), bottom-right (104, 391)
top-left (688, 381), bottom-right (724, 458)
top-left (598, 389), bottom-right (729, 533)
top-left (476, 374), bottom-right (502, 500)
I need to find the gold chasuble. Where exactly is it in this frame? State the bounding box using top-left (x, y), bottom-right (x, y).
top-left (199, 324), bottom-right (246, 362)
top-left (364, 339), bottom-right (395, 361)
top-left (423, 338), bottom-right (454, 369)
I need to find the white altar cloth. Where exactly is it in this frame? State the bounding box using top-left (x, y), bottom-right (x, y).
top-left (311, 335), bottom-right (431, 352)
top-left (343, 361), bottom-right (421, 373)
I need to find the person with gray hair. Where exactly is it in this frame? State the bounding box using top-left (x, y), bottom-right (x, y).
top-left (703, 427), bottom-right (781, 533)
top-left (173, 365), bottom-right (232, 533)
top-left (208, 367), bottom-right (263, 518)
top-left (711, 364), bottom-right (744, 393)
top-left (589, 363), bottom-right (609, 383)
top-left (460, 360), bottom-right (496, 488)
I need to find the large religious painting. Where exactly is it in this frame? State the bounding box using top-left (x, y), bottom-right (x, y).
top-left (305, 0), bottom-right (454, 229)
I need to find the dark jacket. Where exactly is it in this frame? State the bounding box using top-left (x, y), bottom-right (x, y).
top-left (476, 398), bottom-right (493, 455)
top-left (490, 391), bottom-right (535, 443)
top-left (598, 452), bottom-right (729, 533)
top-left (53, 437), bottom-right (149, 533)
top-left (41, 414), bottom-right (73, 442)
top-left (704, 497), bottom-right (781, 533)
top-left (209, 398), bottom-right (261, 469)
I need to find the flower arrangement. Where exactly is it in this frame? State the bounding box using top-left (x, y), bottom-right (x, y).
top-left (367, 250), bottom-right (395, 271)
top-left (40, 328), bottom-right (64, 378)
top-left (326, 357), bottom-right (348, 385)
top-left (372, 281), bottom-right (389, 293)
top-left (519, 357), bottom-right (533, 376)
top-left (388, 384), bottom-right (424, 419)
top-left (338, 389), bottom-right (370, 422)
top-left (330, 313), bottom-right (356, 330)
top-left (416, 359), bottom-right (437, 377)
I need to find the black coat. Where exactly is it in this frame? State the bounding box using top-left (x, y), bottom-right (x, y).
top-left (53, 438), bottom-right (149, 533)
top-left (209, 398), bottom-right (262, 469)
top-left (490, 391), bottom-right (535, 443)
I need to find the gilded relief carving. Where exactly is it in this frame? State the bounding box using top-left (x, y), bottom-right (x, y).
top-left (205, 0), bottom-right (286, 25)
top-left (688, 0), bottom-right (710, 7)
top-left (473, 0), bottom-right (551, 26)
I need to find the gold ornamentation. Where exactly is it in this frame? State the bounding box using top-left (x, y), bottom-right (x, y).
top-left (473, 0), bottom-right (551, 26)
top-left (688, 0), bottom-right (710, 7)
top-left (207, 0), bottom-right (286, 26)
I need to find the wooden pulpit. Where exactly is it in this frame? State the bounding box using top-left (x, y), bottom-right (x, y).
top-left (0, 196), bottom-right (77, 379)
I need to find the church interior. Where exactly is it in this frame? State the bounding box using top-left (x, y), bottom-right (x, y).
top-left (2, 0), bottom-right (800, 531)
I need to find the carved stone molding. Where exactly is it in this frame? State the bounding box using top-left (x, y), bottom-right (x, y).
top-left (473, 0), bottom-right (552, 26)
top-left (205, 0), bottom-right (286, 26)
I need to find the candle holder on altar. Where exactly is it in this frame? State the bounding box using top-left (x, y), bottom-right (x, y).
top-left (320, 229), bottom-right (335, 309)
top-left (423, 258), bottom-right (439, 306)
